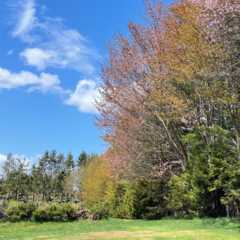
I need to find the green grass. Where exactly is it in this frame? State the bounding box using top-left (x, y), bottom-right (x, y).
top-left (0, 218), bottom-right (239, 240)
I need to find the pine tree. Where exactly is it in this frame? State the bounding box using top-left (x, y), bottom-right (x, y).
top-left (77, 151), bottom-right (88, 167)
top-left (65, 153), bottom-right (75, 172)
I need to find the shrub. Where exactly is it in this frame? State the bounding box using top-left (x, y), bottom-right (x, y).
top-left (62, 203), bottom-right (77, 220)
top-left (6, 201), bottom-right (36, 222)
top-left (47, 203), bottom-right (65, 221)
top-left (33, 203), bottom-right (68, 221)
top-left (0, 209), bottom-right (5, 221)
top-left (33, 202), bottom-right (85, 222)
top-left (88, 206), bottom-right (108, 220)
top-left (33, 203), bottom-right (49, 222)
top-left (3, 201), bottom-right (104, 222)
top-left (74, 208), bottom-right (89, 219)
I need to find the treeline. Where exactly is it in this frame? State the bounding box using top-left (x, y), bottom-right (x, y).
top-left (0, 152), bottom-right (111, 222)
top-left (80, 0), bottom-right (240, 219)
top-left (0, 151), bottom-right (94, 202)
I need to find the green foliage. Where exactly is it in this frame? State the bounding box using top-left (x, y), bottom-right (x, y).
top-left (2, 155), bottom-right (30, 201)
top-left (77, 151), bottom-right (88, 167)
top-left (181, 125), bottom-right (240, 217)
top-left (81, 157), bottom-right (112, 211)
top-left (105, 180), bottom-right (169, 220)
top-left (120, 183), bottom-right (137, 219)
top-left (133, 180), bottom-right (170, 219)
top-left (65, 153), bottom-right (75, 172)
top-left (32, 204), bottom-right (49, 222)
top-left (105, 181), bottom-right (136, 219)
top-left (33, 203), bottom-right (77, 222)
top-left (6, 201), bottom-right (36, 222)
top-left (87, 206), bottom-right (109, 220)
top-left (167, 173), bottom-right (198, 217)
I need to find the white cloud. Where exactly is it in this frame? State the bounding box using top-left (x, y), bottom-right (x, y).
top-left (0, 67), bottom-right (62, 92)
top-left (66, 80), bottom-right (100, 114)
top-left (13, 4), bottom-right (99, 75)
top-left (20, 48), bottom-right (54, 70)
top-left (0, 154), bottom-right (7, 163)
top-left (0, 154), bottom-right (7, 174)
top-left (20, 24), bottom-right (97, 74)
top-left (9, 0), bottom-right (100, 113)
top-left (12, 0), bottom-right (36, 41)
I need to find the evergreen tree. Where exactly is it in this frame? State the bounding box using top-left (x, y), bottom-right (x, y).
top-left (65, 153), bottom-right (75, 172)
top-left (77, 151), bottom-right (88, 167)
top-left (2, 155), bottom-right (30, 200)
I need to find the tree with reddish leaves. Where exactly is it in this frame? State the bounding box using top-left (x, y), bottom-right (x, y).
top-left (98, 0), bottom-right (210, 179)
top-left (97, 0), bottom-right (240, 217)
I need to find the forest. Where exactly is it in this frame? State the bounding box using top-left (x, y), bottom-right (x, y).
top-left (1, 0), bottom-right (240, 222)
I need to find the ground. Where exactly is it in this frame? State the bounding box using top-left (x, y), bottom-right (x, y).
top-left (0, 218), bottom-right (239, 240)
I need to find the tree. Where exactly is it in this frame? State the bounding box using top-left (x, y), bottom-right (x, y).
top-left (98, 0), bottom-right (240, 218)
top-left (182, 125), bottom-right (240, 217)
top-left (65, 153), bottom-right (75, 172)
top-left (98, 0), bottom-right (210, 179)
top-left (81, 156), bottom-right (112, 210)
top-left (33, 151), bottom-right (66, 201)
top-left (167, 173), bottom-right (198, 217)
top-left (64, 169), bottom-right (81, 202)
top-left (2, 154), bottom-right (30, 200)
top-left (77, 151), bottom-right (88, 167)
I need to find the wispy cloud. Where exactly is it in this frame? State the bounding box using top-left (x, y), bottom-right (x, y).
top-left (66, 79), bottom-right (100, 114)
top-left (9, 0), bottom-right (101, 113)
top-left (0, 66), bottom-right (63, 93)
top-left (11, 1), bottom-right (99, 75)
top-left (12, 0), bottom-right (37, 41)
top-left (20, 48), bottom-right (54, 70)
top-left (20, 21), bottom-right (98, 74)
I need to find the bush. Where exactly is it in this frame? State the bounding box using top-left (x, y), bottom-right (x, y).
top-left (62, 203), bottom-right (78, 220)
top-left (88, 206), bottom-right (108, 220)
top-left (6, 201), bottom-right (36, 222)
top-left (33, 203), bottom-right (49, 222)
top-left (0, 209), bottom-right (5, 221)
top-left (33, 203), bottom-right (69, 222)
top-left (3, 201), bottom-right (105, 222)
top-left (33, 202), bottom-right (89, 222)
top-left (74, 208), bottom-right (89, 219)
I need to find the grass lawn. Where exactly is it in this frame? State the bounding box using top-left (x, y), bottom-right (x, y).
top-left (0, 218), bottom-right (239, 240)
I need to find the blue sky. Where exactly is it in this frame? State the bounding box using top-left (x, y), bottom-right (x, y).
top-left (0, 0), bottom-right (173, 163)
